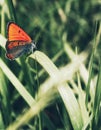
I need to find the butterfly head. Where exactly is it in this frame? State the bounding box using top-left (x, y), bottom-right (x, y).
top-left (31, 41), bottom-right (37, 53)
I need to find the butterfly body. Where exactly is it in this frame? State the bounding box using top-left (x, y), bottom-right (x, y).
top-left (6, 22), bottom-right (36, 60)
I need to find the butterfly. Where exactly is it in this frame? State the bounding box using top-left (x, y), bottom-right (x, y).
top-left (5, 22), bottom-right (36, 60)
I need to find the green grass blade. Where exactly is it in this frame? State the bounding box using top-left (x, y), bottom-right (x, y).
top-left (28, 51), bottom-right (84, 130)
top-left (85, 22), bottom-right (99, 106)
top-left (0, 69), bottom-right (11, 127)
top-left (5, 0), bottom-right (17, 22)
top-left (0, 58), bottom-right (35, 106)
top-left (92, 55), bottom-right (101, 129)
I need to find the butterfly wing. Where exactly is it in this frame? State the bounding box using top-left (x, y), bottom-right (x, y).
top-left (7, 22), bottom-right (32, 42)
top-left (6, 41), bottom-right (32, 60)
top-left (5, 22), bottom-right (35, 60)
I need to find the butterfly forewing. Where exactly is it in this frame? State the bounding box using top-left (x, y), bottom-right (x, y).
top-left (7, 22), bottom-right (32, 42)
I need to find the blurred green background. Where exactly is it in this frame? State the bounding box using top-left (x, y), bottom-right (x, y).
top-left (0, 0), bottom-right (101, 130)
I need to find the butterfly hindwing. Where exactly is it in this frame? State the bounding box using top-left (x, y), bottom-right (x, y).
top-left (6, 40), bottom-right (32, 50)
top-left (6, 41), bottom-right (33, 60)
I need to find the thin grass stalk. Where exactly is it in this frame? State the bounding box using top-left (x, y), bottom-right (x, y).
top-left (5, 0), bottom-right (16, 22)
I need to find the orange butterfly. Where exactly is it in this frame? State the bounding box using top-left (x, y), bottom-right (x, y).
top-left (5, 22), bottom-right (36, 60)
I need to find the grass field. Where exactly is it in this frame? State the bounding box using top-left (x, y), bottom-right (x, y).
top-left (0, 0), bottom-right (101, 130)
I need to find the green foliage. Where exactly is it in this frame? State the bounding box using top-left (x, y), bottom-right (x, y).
top-left (0, 0), bottom-right (101, 130)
